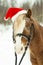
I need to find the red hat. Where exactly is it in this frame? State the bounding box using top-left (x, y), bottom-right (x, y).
top-left (4, 8), bottom-right (27, 22)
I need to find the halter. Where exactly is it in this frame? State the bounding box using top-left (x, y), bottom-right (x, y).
top-left (13, 23), bottom-right (34, 65)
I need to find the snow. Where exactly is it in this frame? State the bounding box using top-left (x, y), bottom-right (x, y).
top-left (0, 23), bottom-right (43, 65)
top-left (0, 24), bottom-right (31, 65)
top-left (0, 24), bottom-right (15, 65)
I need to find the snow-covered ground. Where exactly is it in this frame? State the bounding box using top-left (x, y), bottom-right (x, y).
top-left (0, 23), bottom-right (43, 65)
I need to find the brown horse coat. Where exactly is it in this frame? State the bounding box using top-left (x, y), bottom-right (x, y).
top-left (29, 18), bottom-right (43, 65)
top-left (21, 10), bottom-right (43, 65)
top-left (13, 9), bottom-right (43, 65)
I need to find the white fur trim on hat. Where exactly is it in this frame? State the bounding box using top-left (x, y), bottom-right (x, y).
top-left (11, 10), bottom-right (27, 22)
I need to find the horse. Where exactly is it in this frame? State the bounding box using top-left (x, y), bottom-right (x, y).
top-left (13, 9), bottom-right (43, 65)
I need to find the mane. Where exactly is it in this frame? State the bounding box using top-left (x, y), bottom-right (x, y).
top-left (30, 16), bottom-right (39, 30)
top-left (30, 16), bottom-right (43, 43)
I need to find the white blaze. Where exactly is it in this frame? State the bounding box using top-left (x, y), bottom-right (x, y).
top-left (11, 10), bottom-right (27, 54)
top-left (14, 18), bottom-right (26, 54)
top-left (14, 20), bottom-right (25, 35)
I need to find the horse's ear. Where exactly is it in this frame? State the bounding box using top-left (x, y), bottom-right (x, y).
top-left (26, 9), bottom-right (32, 18)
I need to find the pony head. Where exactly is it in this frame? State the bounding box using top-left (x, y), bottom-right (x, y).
top-left (4, 8), bottom-right (34, 54)
top-left (13, 9), bottom-right (34, 54)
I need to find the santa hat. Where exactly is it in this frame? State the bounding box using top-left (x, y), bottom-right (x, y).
top-left (4, 8), bottom-right (27, 22)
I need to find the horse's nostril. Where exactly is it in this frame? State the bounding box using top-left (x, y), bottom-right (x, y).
top-left (21, 47), bottom-right (23, 51)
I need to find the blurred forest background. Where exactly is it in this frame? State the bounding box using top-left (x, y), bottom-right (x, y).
top-left (0, 0), bottom-right (43, 25)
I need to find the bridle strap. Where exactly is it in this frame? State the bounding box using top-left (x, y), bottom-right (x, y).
top-left (15, 42), bottom-right (30, 65)
top-left (15, 35), bottom-right (31, 65)
top-left (15, 33), bottom-right (32, 65)
top-left (16, 33), bottom-right (31, 42)
top-left (18, 45), bottom-right (28, 65)
top-left (15, 52), bottom-right (17, 65)
top-left (14, 23), bottom-right (34, 65)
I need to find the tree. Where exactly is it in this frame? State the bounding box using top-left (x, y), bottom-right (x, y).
top-left (32, 0), bottom-right (43, 22)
